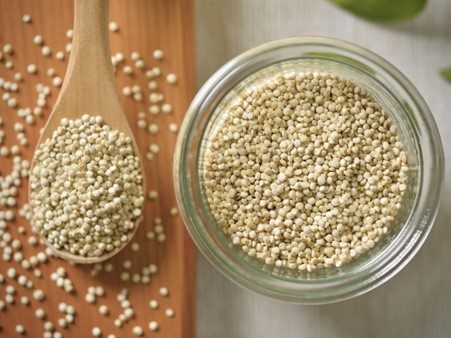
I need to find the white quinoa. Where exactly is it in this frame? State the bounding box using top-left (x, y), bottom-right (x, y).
top-left (30, 115), bottom-right (144, 257)
top-left (203, 71), bottom-right (408, 271)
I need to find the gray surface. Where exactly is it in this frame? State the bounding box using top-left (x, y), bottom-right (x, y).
top-left (195, 1), bottom-right (451, 337)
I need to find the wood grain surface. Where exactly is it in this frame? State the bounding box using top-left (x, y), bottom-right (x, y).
top-left (195, 1), bottom-right (451, 337)
top-left (0, 0), bottom-right (196, 337)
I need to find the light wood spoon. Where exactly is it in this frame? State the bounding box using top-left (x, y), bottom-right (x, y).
top-left (29, 0), bottom-right (145, 264)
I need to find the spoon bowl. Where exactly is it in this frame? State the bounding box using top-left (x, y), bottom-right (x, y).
top-left (29, 0), bottom-right (145, 264)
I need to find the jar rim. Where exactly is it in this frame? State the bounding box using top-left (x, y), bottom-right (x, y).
top-left (174, 36), bottom-right (444, 304)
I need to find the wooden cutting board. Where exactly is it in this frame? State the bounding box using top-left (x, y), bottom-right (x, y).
top-left (0, 0), bottom-right (196, 337)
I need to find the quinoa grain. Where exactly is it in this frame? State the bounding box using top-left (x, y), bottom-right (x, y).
top-left (30, 115), bottom-right (144, 258)
top-left (203, 71), bottom-right (408, 271)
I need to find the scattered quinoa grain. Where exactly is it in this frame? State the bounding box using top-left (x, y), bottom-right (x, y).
top-left (134, 60), bottom-right (145, 69)
top-left (132, 326), bottom-right (143, 336)
top-left (65, 314), bottom-right (75, 324)
top-left (133, 92), bottom-right (143, 101)
top-left (95, 286), bottom-right (105, 297)
top-left (123, 65), bottom-right (133, 75)
top-left (99, 305), bottom-right (109, 316)
top-left (108, 21), bottom-right (119, 32)
top-left (148, 321), bottom-right (159, 331)
top-left (159, 287), bottom-right (169, 297)
top-left (124, 307), bottom-right (134, 319)
top-left (149, 299), bottom-right (158, 309)
top-left (27, 236), bottom-right (38, 246)
top-left (44, 321), bottom-right (54, 331)
top-left (7, 267), bottom-right (17, 278)
top-left (161, 103), bottom-right (172, 114)
top-left (58, 318), bottom-right (67, 328)
top-left (46, 68), bottom-right (56, 77)
top-left (33, 35), bottom-right (43, 45)
top-left (146, 231), bottom-right (155, 240)
top-left (123, 260), bottom-right (132, 269)
top-left (14, 72), bottom-right (23, 82)
top-left (166, 73), bottom-right (177, 84)
top-left (148, 190), bottom-right (158, 200)
top-left (20, 296), bottom-right (30, 305)
top-left (55, 51), bottom-right (65, 60)
top-left (130, 52), bottom-right (140, 61)
top-left (22, 14), bottom-right (32, 23)
top-left (15, 324), bottom-right (25, 335)
top-left (120, 272), bottom-right (130, 281)
top-left (26, 64), bottom-right (37, 74)
top-left (149, 143), bottom-right (159, 154)
top-left (148, 81), bottom-right (158, 90)
top-left (147, 123), bottom-right (159, 135)
top-left (41, 45), bottom-right (51, 56)
top-left (58, 302), bottom-right (67, 312)
top-left (122, 86), bottom-right (132, 96)
top-left (165, 308), bottom-right (175, 317)
top-left (3, 44), bottom-right (13, 54)
top-left (52, 76), bottom-right (62, 87)
top-left (66, 305), bottom-right (75, 315)
top-left (149, 105), bottom-right (159, 115)
top-left (152, 49), bottom-right (163, 60)
top-left (148, 264), bottom-right (157, 274)
top-left (85, 293), bottom-right (96, 304)
top-left (92, 327), bottom-right (102, 337)
top-left (18, 275), bottom-right (27, 285)
top-left (35, 308), bottom-right (46, 319)
top-left (150, 67), bottom-right (161, 77)
top-left (168, 122), bottom-right (178, 133)
top-left (5, 294), bottom-right (14, 304)
top-left (33, 289), bottom-right (45, 301)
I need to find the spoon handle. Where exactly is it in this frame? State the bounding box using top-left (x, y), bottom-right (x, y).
top-left (69, 0), bottom-right (112, 73)
top-left (54, 0), bottom-right (123, 119)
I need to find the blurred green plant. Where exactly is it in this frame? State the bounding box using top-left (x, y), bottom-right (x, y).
top-left (441, 68), bottom-right (451, 82)
top-left (330, 0), bottom-right (451, 82)
top-left (330, 0), bottom-right (427, 21)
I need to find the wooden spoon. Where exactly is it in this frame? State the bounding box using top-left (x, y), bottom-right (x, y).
top-left (29, 0), bottom-right (145, 264)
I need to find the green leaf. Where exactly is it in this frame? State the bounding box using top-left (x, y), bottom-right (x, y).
top-left (441, 67), bottom-right (451, 82)
top-left (330, 0), bottom-right (427, 21)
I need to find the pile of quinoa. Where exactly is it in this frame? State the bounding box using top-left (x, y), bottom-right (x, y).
top-left (203, 71), bottom-right (408, 271)
top-left (30, 115), bottom-right (144, 258)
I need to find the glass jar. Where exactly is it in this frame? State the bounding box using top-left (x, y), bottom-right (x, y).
top-left (173, 37), bottom-right (444, 304)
